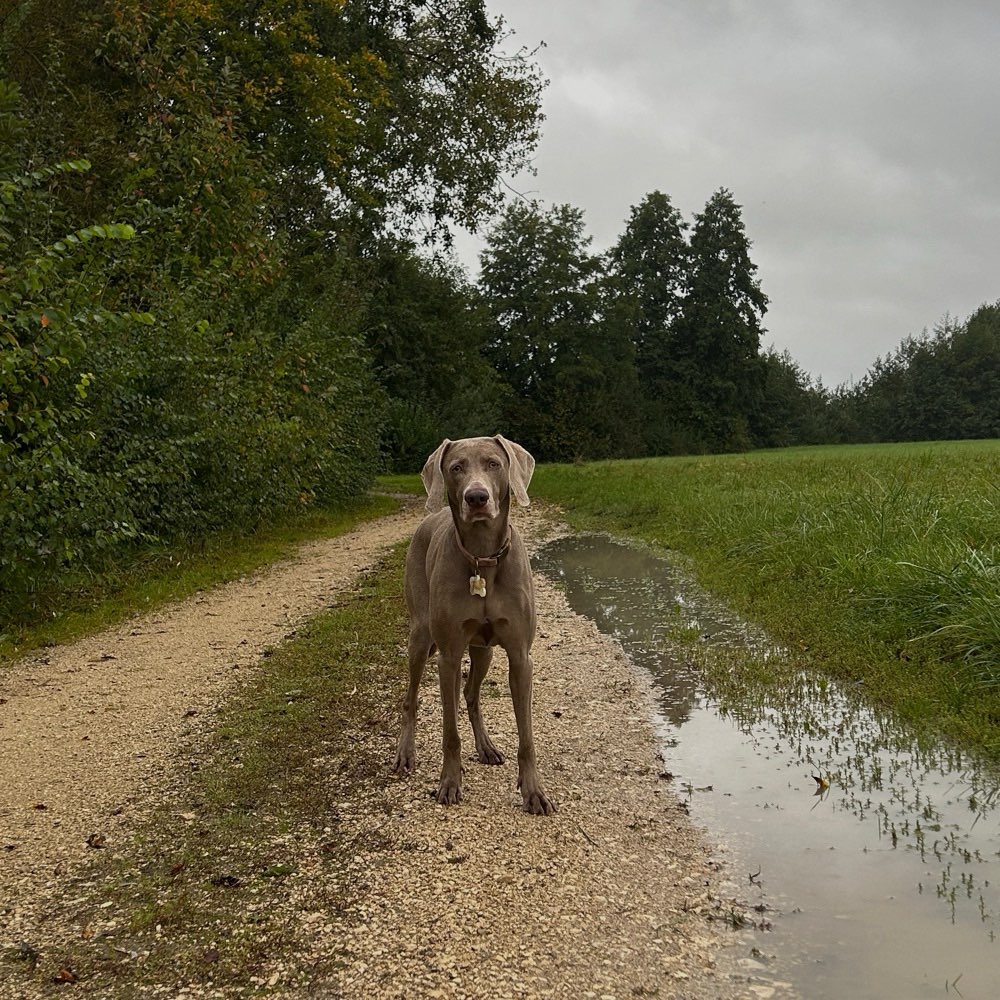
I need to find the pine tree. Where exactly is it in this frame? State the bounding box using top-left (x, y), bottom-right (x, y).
top-left (607, 191), bottom-right (689, 453)
top-left (673, 188), bottom-right (768, 451)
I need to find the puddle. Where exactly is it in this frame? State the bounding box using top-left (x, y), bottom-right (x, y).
top-left (535, 534), bottom-right (1000, 1000)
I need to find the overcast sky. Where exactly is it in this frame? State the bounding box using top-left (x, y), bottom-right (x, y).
top-left (456, 0), bottom-right (1000, 387)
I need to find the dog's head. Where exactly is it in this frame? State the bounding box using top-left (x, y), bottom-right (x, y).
top-left (420, 435), bottom-right (535, 521)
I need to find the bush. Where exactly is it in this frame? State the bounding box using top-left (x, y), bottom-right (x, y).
top-left (1, 82), bottom-right (147, 601)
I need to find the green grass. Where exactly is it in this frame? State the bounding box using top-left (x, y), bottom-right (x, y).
top-left (0, 494), bottom-right (399, 663)
top-left (530, 440), bottom-right (1000, 752)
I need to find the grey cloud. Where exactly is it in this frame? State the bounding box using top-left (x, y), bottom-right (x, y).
top-left (473, 0), bottom-right (1000, 385)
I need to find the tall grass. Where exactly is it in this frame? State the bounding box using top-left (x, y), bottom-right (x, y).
top-left (531, 441), bottom-right (1000, 749)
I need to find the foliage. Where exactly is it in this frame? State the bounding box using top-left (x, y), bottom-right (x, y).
top-left (0, 81), bottom-right (145, 597)
top-left (361, 241), bottom-right (506, 471)
top-left (829, 306), bottom-right (1000, 444)
top-left (670, 188), bottom-right (769, 452)
top-left (479, 200), bottom-right (642, 461)
top-left (606, 190), bottom-right (690, 454)
top-left (0, 0), bottom-right (546, 608)
top-left (752, 348), bottom-right (830, 448)
top-left (192, 0), bottom-right (545, 238)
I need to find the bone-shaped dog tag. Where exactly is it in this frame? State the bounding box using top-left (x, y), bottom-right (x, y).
top-left (470, 574), bottom-right (487, 598)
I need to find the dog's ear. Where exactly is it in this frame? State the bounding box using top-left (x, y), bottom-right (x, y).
top-left (420, 439), bottom-right (452, 511)
top-left (495, 435), bottom-right (535, 507)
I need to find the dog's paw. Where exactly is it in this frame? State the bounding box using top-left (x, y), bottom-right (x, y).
top-left (392, 740), bottom-right (416, 774)
top-left (521, 787), bottom-right (557, 816)
top-left (476, 739), bottom-right (505, 766)
top-left (435, 774), bottom-right (463, 805)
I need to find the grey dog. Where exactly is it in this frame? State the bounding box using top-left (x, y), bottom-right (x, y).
top-left (392, 435), bottom-right (556, 815)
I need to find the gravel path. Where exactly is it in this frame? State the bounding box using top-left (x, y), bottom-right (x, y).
top-left (0, 501), bottom-right (778, 999)
top-left (314, 572), bottom-right (736, 1000)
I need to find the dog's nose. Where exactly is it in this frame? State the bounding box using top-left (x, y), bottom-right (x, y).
top-left (465, 487), bottom-right (490, 509)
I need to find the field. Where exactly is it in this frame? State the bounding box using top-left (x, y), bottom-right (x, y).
top-left (530, 440), bottom-right (1000, 753)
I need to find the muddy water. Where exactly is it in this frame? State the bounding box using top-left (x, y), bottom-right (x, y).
top-left (535, 535), bottom-right (1000, 1000)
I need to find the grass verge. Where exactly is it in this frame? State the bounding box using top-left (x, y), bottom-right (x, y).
top-left (530, 440), bottom-right (1000, 754)
top-left (0, 494), bottom-right (398, 663)
top-left (8, 547), bottom-right (408, 995)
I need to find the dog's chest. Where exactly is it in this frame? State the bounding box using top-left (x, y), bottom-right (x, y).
top-left (464, 616), bottom-right (499, 647)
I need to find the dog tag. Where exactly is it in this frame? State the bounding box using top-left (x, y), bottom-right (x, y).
top-left (470, 574), bottom-right (487, 598)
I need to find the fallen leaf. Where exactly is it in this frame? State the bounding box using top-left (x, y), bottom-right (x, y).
top-left (86, 832), bottom-right (106, 849)
top-left (53, 967), bottom-right (77, 984)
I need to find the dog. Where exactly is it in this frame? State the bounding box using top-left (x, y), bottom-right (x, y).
top-left (392, 435), bottom-right (555, 815)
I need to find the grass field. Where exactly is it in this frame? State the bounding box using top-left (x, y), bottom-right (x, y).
top-left (529, 440), bottom-right (1000, 753)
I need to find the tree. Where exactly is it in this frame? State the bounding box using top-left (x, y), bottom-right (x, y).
top-left (948, 303), bottom-right (1000, 438)
top-left (479, 201), bottom-right (641, 460)
top-left (752, 348), bottom-right (831, 448)
top-left (1, 0), bottom-right (545, 253)
top-left (673, 188), bottom-right (768, 451)
top-left (607, 190), bottom-right (689, 454)
top-left (362, 241), bottom-right (507, 470)
top-left (0, 0), bottom-right (548, 610)
top-left (828, 306), bottom-right (1000, 444)
top-left (185, 0), bottom-right (545, 240)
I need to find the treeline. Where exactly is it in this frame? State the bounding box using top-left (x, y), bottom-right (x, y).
top-left (3, 1), bottom-right (998, 610)
top-left (374, 192), bottom-right (1000, 466)
top-left (827, 308), bottom-right (1000, 443)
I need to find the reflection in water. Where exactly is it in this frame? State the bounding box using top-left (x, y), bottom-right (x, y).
top-left (534, 535), bottom-right (771, 727)
top-left (535, 535), bottom-right (1000, 1000)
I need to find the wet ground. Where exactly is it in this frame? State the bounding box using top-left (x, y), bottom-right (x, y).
top-left (535, 534), bottom-right (1000, 1000)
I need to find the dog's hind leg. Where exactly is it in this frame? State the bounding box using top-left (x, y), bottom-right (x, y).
top-left (465, 645), bottom-right (504, 765)
top-left (392, 627), bottom-right (432, 774)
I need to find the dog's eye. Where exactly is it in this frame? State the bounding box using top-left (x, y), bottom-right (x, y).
top-left (488, 459), bottom-right (501, 469)
top-left (450, 462), bottom-right (463, 474)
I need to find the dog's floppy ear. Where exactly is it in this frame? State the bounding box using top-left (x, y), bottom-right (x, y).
top-left (495, 435), bottom-right (535, 507)
top-left (420, 439), bottom-right (452, 511)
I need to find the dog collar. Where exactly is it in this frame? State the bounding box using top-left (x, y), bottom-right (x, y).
top-left (454, 529), bottom-right (511, 598)
top-left (454, 529), bottom-right (512, 569)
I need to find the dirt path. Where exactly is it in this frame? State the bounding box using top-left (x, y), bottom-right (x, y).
top-left (1, 502), bottom-right (776, 999)
top-left (1, 504), bottom-right (425, 939)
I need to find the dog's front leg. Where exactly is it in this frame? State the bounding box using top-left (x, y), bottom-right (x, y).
top-left (436, 647), bottom-right (464, 804)
top-left (508, 649), bottom-right (557, 815)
